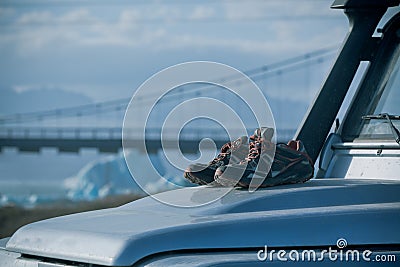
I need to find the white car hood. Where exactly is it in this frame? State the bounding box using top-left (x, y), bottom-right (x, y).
top-left (6, 179), bottom-right (400, 266)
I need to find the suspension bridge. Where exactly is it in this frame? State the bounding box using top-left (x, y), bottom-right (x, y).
top-left (0, 47), bottom-right (337, 154)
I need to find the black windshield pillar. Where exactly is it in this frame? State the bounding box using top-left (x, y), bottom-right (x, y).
top-left (294, 4), bottom-right (388, 162)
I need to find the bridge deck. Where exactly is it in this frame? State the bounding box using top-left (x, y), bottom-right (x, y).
top-left (0, 138), bottom-right (228, 153)
top-left (0, 127), bottom-right (296, 153)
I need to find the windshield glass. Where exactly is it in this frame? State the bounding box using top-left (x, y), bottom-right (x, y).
top-left (358, 55), bottom-right (400, 141)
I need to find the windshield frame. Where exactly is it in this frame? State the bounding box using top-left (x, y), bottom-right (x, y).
top-left (340, 12), bottom-right (400, 142)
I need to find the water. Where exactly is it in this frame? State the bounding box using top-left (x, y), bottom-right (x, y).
top-left (0, 148), bottom-right (106, 208)
top-left (0, 180), bottom-right (67, 208)
top-left (0, 148), bottom-right (196, 208)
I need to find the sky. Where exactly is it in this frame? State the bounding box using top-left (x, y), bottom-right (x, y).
top-left (0, 0), bottom-right (349, 113)
top-left (0, 0), bottom-right (399, 196)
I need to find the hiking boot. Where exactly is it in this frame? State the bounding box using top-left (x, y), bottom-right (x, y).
top-left (214, 127), bottom-right (275, 187)
top-left (183, 135), bottom-right (249, 185)
top-left (215, 138), bottom-right (314, 188)
top-left (183, 127), bottom-right (273, 185)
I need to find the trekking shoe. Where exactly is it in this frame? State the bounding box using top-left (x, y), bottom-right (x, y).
top-left (214, 127), bottom-right (275, 187)
top-left (183, 136), bottom-right (249, 185)
top-left (183, 127), bottom-right (273, 185)
top-left (215, 139), bottom-right (314, 188)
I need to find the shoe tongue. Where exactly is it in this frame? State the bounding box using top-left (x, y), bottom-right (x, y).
top-left (287, 140), bottom-right (305, 152)
top-left (253, 127), bottom-right (274, 141)
top-left (287, 140), bottom-right (298, 151)
top-left (232, 135), bottom-right (248, 149)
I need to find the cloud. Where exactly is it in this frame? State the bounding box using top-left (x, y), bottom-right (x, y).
top-left (0, 7), bottom-right (167, 51)
top-left (0, 1), bottom-right (350, 104)
top-left (0, 1), bottom-right (346, 55)
top-left (0, 86), bottom-right (93, 115)
top-left (0, 7), bottom-right (15, 18)
top-left (189, 6), bottom-right (216, 20)
top-left (161, 27), bottom-right (343, 57)
top-left (0, 9), bottom-right (96, 52)
top-left (222, 1), bottom-right (336, 20)
top-left (16, 10), bottom-right (54, 25)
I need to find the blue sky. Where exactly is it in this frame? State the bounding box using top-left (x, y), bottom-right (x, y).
top-left (0, 0), bottom-right (399, 197)
top-left (0, 0), bottom-right (348, 108)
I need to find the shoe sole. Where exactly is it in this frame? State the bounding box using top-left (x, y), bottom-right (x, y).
top-left (184, 171), bottom-right (209, 185)
top-left (215, 160), bottom-right (313, 189)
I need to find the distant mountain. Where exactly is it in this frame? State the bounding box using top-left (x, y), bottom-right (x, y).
top-left (0, 87), bottom-right (93, 116)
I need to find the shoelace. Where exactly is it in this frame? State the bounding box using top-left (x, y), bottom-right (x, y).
top-left (245, 141), bottom-right (261, 161)
top-left (210, 142), bottom-right (232, 164)
top-left (211, 134), bottom-right (264, 165)
top-left (243, 137), bottom-right (275, 163)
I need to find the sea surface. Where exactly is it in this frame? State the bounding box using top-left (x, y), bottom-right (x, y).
top-left (0, 180), bottom-right (67, 208)
top-left (0, 148), bottom-right (199, 208)
top-left (0, 148), bottom-right (107, 207)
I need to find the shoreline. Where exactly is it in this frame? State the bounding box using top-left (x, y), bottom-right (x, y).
top-left (0, 194), bottom-right (142, 239)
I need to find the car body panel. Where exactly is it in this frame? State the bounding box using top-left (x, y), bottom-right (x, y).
top-left (5, 179), bottom-right (400, 266)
